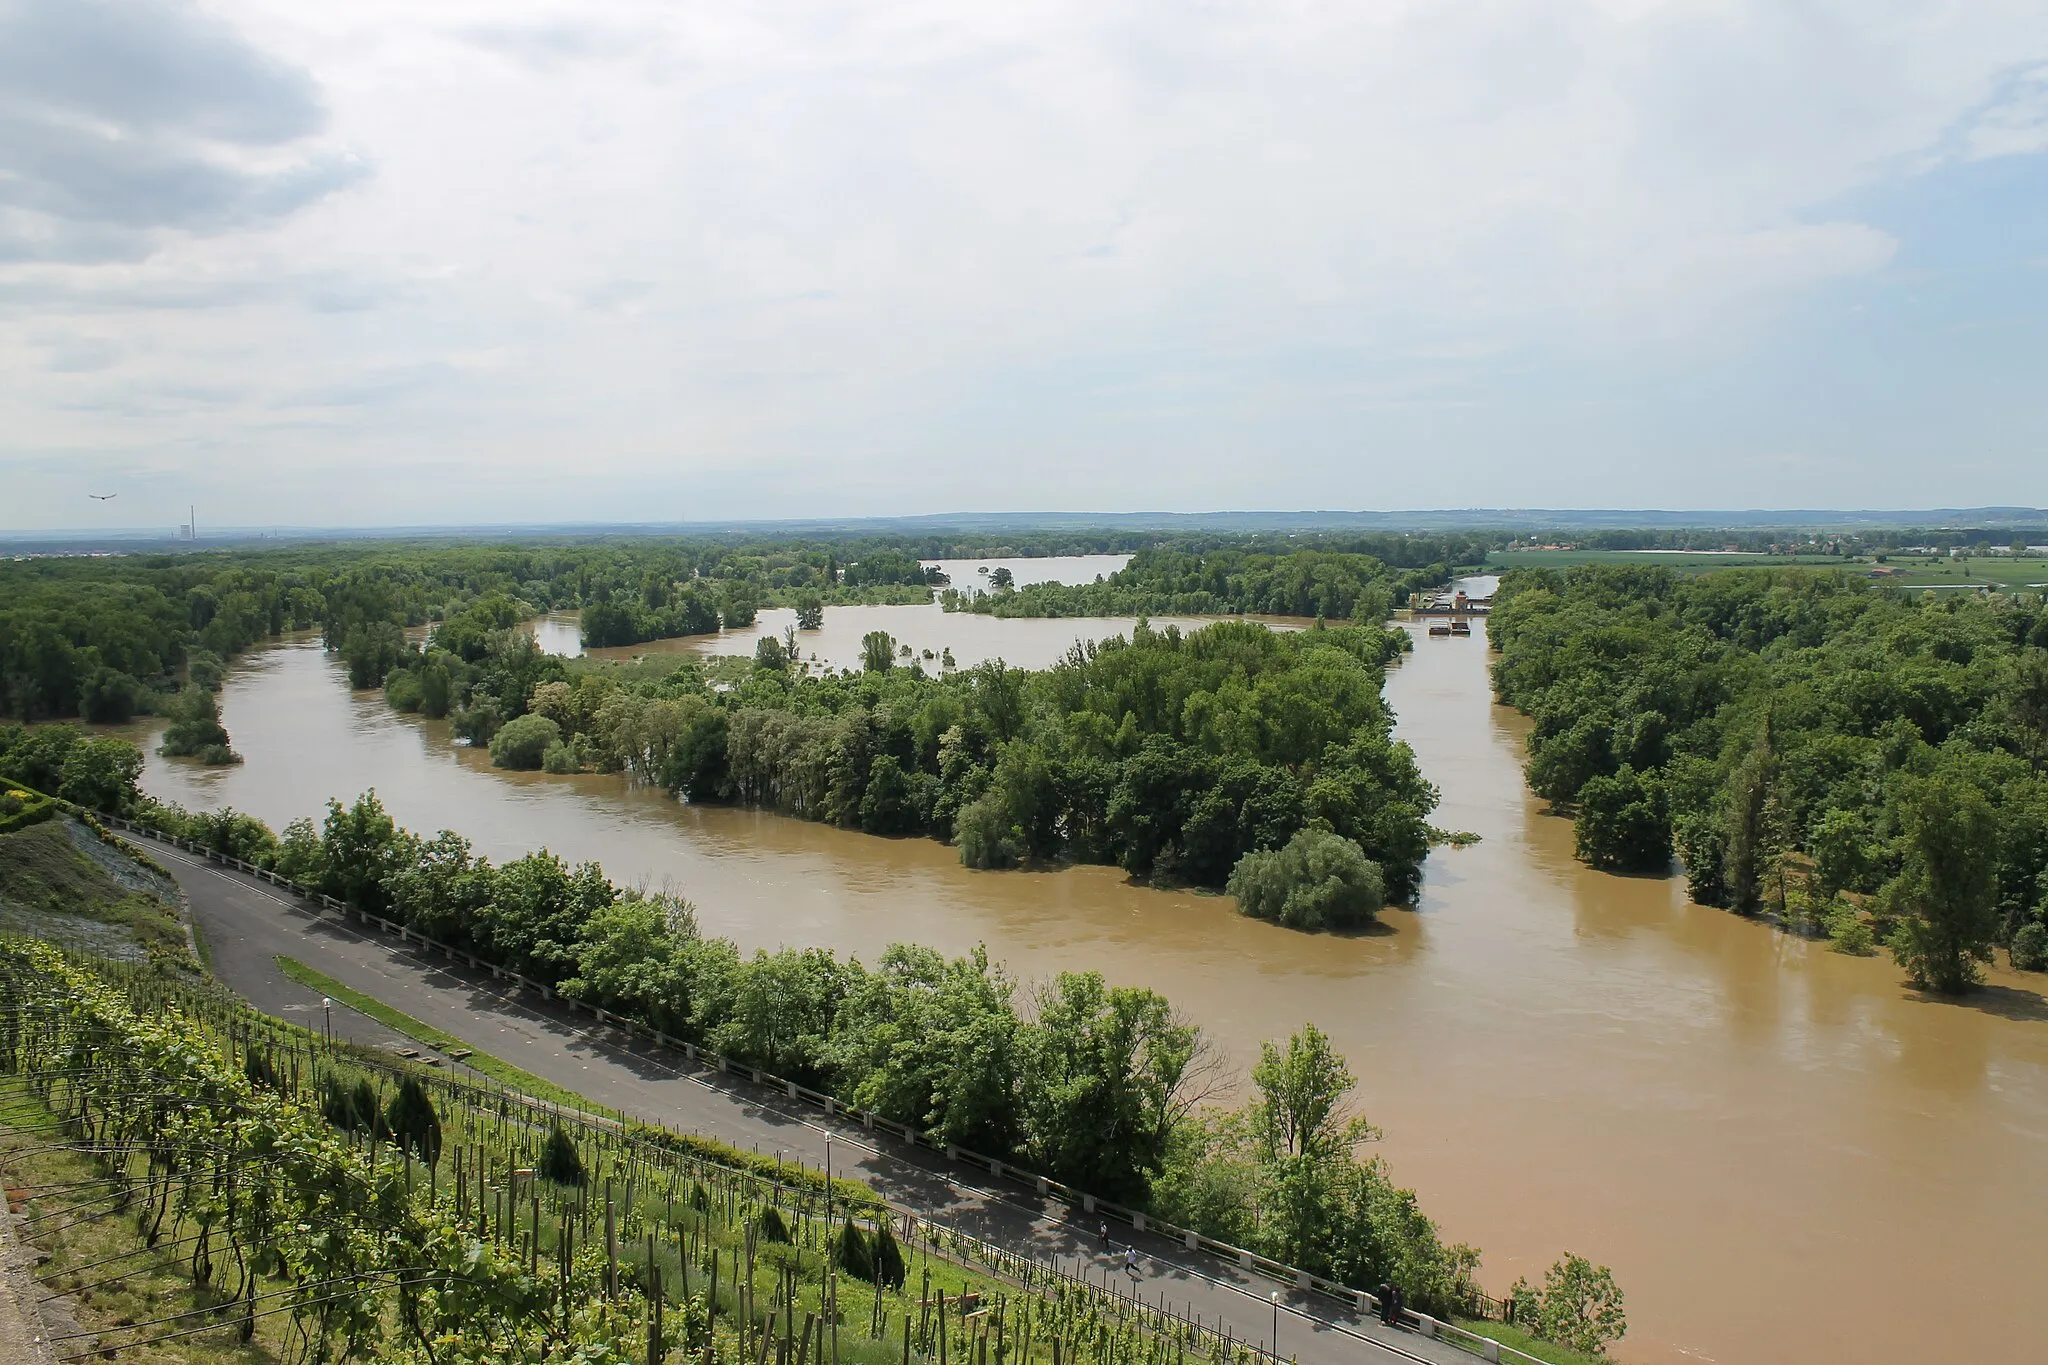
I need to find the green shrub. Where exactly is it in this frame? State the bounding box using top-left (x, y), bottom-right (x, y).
top-left (353, 1079), bottom-right (385, 1137)
top-left (540, 1125), bottom-right (586, 1186)
top-left (159, 687), bottom-right (236, 762)
top-left (871, 1219), bottom-right (906, 1290)
top-left (321, 1075), bottom-right (365, 1131)
top-left (2011, 922), bottom-right (2048, 972)
top-left (757, 1206), bottom-right (792, 1243)
top-left (1227, 827), bottom-right (1385, 931)
top-left (1826, 902), bottom-right (1876, 956)
top-left (243, 1047), bottom-right (279, 1089)
top-left (1508, 1253), bottom-right (1627, 1357)
top-left (384, 669), bottom-right (425, 713)
top-left (541, 739), bottom-right (579, 774)
top-left (954, 794), bottom-right (1019, 870)
top-left (834, 1220), bottom-right (874, 1281)
top-left (489, 714), bottom-right (561, 770)
top-left (1572, 766), bottom-right (1671, 872)
top-left (0, 785), bottom-right (56, 834)
top-left (385, 1075), bottom-right (443, 1166)
top-left (187, 649), bottom-right (226, 691)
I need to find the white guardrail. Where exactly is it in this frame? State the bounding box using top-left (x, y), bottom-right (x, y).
top-left (109, 814), bottom-right (1543, 1365)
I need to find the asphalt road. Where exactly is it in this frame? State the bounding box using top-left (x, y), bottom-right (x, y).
top-left (157, 843), bottom-right (1470, 1365)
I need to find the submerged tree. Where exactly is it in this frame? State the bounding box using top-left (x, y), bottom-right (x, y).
top-left (1228, 828), bottom-right (1385, 931)
top-left (158, 686), bottom-right (239, 765)
top-left (1885, 772), bottom-right (1999, 992)
top-left (1508, 1254), bottom-right (1628, 1357)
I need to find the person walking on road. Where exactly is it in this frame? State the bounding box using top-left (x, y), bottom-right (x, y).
top-left (1124, 1246), bottom-right (1139, 1278)
top-left (1098, 1221), bottom-right (1110, 1251)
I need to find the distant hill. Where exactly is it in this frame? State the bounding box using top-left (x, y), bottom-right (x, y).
top-left (7, 506), bottom-right (2046, 552)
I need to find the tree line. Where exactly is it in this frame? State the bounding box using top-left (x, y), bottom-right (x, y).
top-left (1489, 564), bottom-right (2048, 990)
top-left (0, 531), bottom-right (1481, 724)
top-left (377, 613), bottom-right (1438, 913)
top-left (940, 548), bottom-right (1453, 621)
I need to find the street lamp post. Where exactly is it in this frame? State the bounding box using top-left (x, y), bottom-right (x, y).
top-left (1271, 1291), bottom-right (1281, 1363)
top-left (321, 997), bottom-right (332, 1044)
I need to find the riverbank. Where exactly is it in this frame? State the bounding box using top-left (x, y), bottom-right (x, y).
top-left (102, 613), bottom-right (2048, 1365)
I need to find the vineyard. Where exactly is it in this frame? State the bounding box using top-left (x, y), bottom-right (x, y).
top-left (0, 940), bottom-right (1291, 1365)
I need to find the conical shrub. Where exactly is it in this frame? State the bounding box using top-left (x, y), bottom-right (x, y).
top-left (835, 1220), bottom-right (874, 1281)
top-left (385, 1075), bottom-right (442, 1166)
top-left (757, 1206), bottom-right (792, 1244)
top-left (540, 1125), bottom-right (586, 1186)
top-left (871, 1218), bottom-right (906, 1289)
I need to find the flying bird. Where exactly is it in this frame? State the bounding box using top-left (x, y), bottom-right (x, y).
top-left (89, 493), bottom-right (117, 500)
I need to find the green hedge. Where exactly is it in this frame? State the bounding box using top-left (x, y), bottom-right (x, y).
top-left (0, 781), bottom-right (59, 835)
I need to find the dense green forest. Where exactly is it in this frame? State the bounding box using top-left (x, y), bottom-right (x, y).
top-left (378, 609), bottom-right (1438, 903)
top-left (0, 737), bottom-right (1513, 1320)
top-left (941, 542), bottom-right (1476, 619)
top-left (1489, 566), bottom-right (2048, 990)
top-left (0, 532), bottom-right (1467, 721)
top-left (0, 538), bottom-right (966, 720)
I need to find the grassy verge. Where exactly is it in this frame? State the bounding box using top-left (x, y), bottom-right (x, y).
top-left (1452, 1317), bottom-right (1609, 1365)
top-left (273, 954), bottom-right (612, 1115)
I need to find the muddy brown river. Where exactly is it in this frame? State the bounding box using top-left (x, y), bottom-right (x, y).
top-left (122, 598), bottom-right (2048, 1365)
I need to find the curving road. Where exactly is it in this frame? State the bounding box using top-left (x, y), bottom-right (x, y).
top-left (155, 843), bottom-right (1471, 1365)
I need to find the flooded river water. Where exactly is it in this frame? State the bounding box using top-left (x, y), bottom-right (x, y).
top-left (122, 592), bottom-right (2048, 1365)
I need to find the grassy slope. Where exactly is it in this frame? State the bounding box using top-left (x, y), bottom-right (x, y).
top-left (0, 819), bottom-right (186, 957)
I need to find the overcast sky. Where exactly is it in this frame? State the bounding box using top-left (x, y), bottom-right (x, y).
top-left (3, 0), bottom-right (2046, 531)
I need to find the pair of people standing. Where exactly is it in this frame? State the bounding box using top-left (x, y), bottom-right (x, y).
top-left (1376, 1281), bottom-right (1404, 1328)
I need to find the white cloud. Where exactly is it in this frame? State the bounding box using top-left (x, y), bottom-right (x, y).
top-left (1963, 64), bottom-right (2048, 160)
top-left (3, 0), bottom-right (2048, 525)
top-left (0, 0), bottom-right (364, 263)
